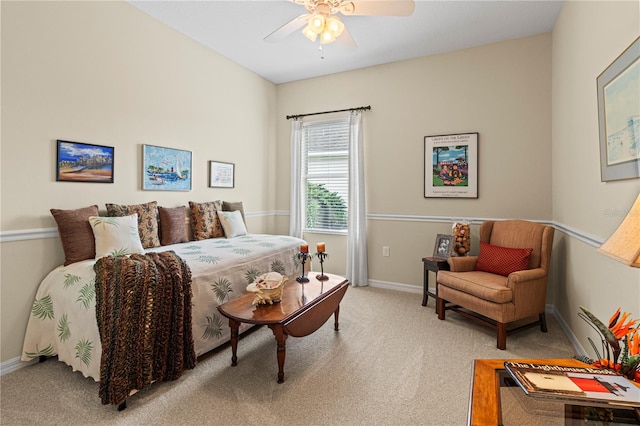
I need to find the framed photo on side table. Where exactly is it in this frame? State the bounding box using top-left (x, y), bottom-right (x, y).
top-left (424, 132), bottom-right (478, 198)
top-left (597, 36), bottom-right (640, 182)
top-left (209, 161), bottom-right (235, 188)
top-left (433, 234), bottom-right (454, 259)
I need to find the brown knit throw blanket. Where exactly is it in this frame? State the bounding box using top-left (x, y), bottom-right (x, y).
top-left (94, 251), bottom-right (196, 406)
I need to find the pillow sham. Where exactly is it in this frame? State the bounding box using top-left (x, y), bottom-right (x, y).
top-left (105, 201), bottom-right (160, 249)
top-left (475, 241), bottom-right (533, 277)
top-left (222, 201), bottom-right (246, 224)
top-left (89, 214), bottom-right (145, 259)
top-left (217, 210), bottom-right (248, 238)
top-left (189, 200), bottom-right (224, 240)
top-left (158, 206), bottom-right (188, 245)
top-left (50, 205), bottom-right (99, 265)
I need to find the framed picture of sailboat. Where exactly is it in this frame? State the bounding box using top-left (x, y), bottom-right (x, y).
top-left (142, 144), bottom-right (192, 191)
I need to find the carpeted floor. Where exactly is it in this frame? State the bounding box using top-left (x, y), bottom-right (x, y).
top-left (0, 286), bottom-right (576, 425)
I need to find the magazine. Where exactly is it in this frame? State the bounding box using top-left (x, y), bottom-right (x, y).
top-left (504, 361), bottom-right (640, 409)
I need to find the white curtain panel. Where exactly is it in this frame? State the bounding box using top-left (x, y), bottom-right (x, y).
top-left (289, 119), bottom-right (304, 239)
top-left (346, 111), bottom-right (369, 286)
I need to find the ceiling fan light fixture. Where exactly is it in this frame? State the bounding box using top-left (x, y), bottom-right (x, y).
top-left (320, 29), bottom-right (336, 44)
top-left (326, 16), bottom-right (344, 37)
top-left (308, 13), bottom-right (325, 33)
top-left (302, 25), bottom-right (319, 41)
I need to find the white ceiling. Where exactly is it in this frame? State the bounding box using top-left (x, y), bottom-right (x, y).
top-left (129, 0), bottom-right (564, 84)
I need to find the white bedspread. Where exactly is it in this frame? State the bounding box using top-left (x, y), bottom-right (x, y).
top-left (21, 234), bottom-right (305, 380)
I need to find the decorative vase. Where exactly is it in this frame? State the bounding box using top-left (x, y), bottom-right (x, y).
top-left (452, 222), bottom-right (470, 256)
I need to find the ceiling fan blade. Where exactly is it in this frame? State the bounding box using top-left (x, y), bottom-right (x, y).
top-left (341, 0), bottom-right (415, 16)
top-left (264, 14), bottom-right (309, 43)
top-left (335, 26), bottom-right (358, 50)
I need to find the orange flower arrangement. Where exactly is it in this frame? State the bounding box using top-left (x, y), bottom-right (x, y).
top-left (579, 306), bottom-right (639, 382)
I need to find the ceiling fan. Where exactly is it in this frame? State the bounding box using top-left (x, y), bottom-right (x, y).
top-left (264, 0), bottom-right (415, 46)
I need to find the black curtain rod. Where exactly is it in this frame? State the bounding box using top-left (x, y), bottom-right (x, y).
top-left (286, 105), bottom-right (371, 120)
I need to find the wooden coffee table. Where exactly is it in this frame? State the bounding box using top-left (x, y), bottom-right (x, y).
top-left (217, 272), bottom-right (349, 383)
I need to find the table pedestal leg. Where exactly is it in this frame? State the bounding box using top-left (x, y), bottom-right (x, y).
top-left (229, 319), bottom-right (239, 366)
top-left (269, 324), bottom-right (288, 383)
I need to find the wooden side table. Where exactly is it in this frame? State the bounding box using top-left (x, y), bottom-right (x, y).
top-left (422, 256), bottom-right (450, 311)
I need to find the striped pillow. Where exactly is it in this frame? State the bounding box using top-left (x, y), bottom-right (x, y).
top-left (475, 241), bottom-right (532, 276)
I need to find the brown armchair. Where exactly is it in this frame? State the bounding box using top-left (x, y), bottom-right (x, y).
top-left (436, 220), bottom-right (554, 350)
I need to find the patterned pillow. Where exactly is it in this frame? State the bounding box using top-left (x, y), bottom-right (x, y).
top-left (158, 206), bottom-right (188, 245)
top-left (50, 205), bottom-right (99, 265)
top-left (217, 210), bottom-right (248, 238)
top-left (189, 200), bottom-right (224, 240)
top-left (89, 214), bottom-right (145, 259)
top-left (106, 201), bottom-right (160, 248)
top-left (475, 241), bottom-right (533, 277)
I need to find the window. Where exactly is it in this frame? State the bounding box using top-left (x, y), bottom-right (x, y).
top-left (302, 118), bottom-right (350, 232)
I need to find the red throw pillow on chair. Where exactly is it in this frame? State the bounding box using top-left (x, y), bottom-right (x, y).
top-left (475, 241), bottom-right (533, 276)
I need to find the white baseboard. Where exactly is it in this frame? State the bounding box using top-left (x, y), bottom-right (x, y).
top-left (368, 279), bottom-right (422, 293)
top-left (0, 356), bottom-right (37, 376)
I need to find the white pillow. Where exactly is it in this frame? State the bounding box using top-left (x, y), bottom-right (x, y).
top-left (89, 214), bottom-right (145, 259)
top-left (217, 210), bottom-right (248, 238)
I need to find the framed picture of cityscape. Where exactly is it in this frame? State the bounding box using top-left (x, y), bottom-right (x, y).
top-left (142, 144), bottom-right (192, 191)
top-left (56, 140), bottom-right (114, 183)
top-left (597, 36), bottom-right (640, 182)
top-left (424, 132), bottom-right (478, 198)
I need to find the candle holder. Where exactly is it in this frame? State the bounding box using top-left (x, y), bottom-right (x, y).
top-left (296, 252), bottom-right (310, 283)
top-left (315, 252), bottom-right (329, 281)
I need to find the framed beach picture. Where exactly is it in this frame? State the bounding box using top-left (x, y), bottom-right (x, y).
top-left (56, 140), bottom-right (114, 183)
top-left (209, 161), bottom-right (235, 188)
top-left (424, 132), bottom-right (478, 198)
top-left (597, 36), bottom-right (640, 182)
top-left (142, 144), bottom-right (192, 191)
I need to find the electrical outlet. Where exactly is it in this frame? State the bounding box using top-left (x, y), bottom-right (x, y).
top-left (382, 246), bottom-right (390, 257)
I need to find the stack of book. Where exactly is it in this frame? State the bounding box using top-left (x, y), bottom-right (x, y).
top-left (504, 361), bottom-right (640, 409)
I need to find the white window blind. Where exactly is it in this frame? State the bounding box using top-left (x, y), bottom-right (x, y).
top-left (302, 118), bottom-right (350, 232)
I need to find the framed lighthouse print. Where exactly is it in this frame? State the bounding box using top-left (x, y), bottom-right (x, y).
top-left (142, 144), bottom-right (192, 191)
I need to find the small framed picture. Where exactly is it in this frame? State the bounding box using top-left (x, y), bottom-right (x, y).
top-left (433, 234), bottom-right (454, 259)
top-left (56, 140), bottom-right (114, 183)
top-left (209, 161), bottom-right (235, 188)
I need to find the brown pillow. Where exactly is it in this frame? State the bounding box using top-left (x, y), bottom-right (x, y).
top-left (50, 205), bottom-right (99, 265)
top-left (158, 206), bottom-right (188, 245)
top-left (106, 201), bottom-right (160, 248)
top-left (189, 200), bottom-right (224, 240)
top-left (222, 201), bottom-right (246, 224)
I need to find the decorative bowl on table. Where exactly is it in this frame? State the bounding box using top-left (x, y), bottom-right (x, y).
top-left (246, 272), bottom-right (287, 305)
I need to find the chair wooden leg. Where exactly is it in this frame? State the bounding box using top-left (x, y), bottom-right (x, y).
top-left (497, 322), bottom-right (507, 350)
top-left (539, 312), bottom-right (548, 333)
top-left (437, 298), bottom-right (446, 320)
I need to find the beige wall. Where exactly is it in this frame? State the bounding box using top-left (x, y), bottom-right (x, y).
top-left (275, 34), bottom-right (554, 285)
top-left (1, 1), bottom-right (277, 362)
top-left (2, 0), bottom-right (639, 367)
top-left (550, 0), bottom-right (640, 353)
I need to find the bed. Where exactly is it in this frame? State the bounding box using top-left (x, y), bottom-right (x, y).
top-left (21, 203), bottom-right (305, 383)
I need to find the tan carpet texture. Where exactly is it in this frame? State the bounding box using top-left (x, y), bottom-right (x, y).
top-left (0, 286), bottom-right (576, 425)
